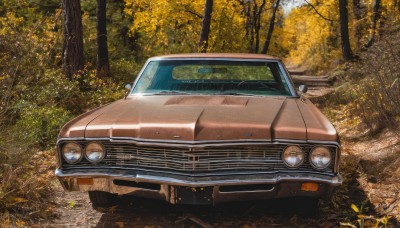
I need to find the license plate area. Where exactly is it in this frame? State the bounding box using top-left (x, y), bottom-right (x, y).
top-left (174, 186), bottom-right (213, 205)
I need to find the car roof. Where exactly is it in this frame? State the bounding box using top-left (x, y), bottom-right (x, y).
top-left (149, 53), bottom-right (281, 60)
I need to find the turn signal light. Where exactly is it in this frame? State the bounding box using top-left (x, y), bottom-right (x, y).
top-left (77, 178), bottom-right (94, 185)
top-left (301, 182), bottom-right (319, 192)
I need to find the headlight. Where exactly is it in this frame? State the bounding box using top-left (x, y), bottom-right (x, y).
top-left (282, 145), bottom-right (304, 167)
top-left (85, 142), bottom-right (105, 163)
top-left (309, 146), bottom-right (331, 169)
top-left (62, 142), bottom-right (82, 164)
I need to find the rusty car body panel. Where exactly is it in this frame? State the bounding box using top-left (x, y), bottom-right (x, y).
top-left (55, 53), bottom-right (341, 205)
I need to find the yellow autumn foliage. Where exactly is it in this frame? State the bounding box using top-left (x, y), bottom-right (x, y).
top-left (281, 0), bottom-right (341, 72)
top-left (123, 0), bottom-right (286, 56)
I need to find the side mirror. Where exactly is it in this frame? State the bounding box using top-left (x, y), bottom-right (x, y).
top-left (124, 83), bottom-right (133, 99)
top-left (298, 84), bottom-right (308, 94)
top-left (125, 83), bottom-right (132, 91)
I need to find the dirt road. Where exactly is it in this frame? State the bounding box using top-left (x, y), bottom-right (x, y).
top-left (38, 187), bottom-right (339, 227)
top-left (37, 179), bottom-right (368, 227)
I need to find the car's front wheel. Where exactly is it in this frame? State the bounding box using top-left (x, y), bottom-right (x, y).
top-left (88, 191), bottom-right (117, 208)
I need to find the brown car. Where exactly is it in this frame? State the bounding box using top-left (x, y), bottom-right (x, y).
top-left (56, 53), bottom-right (341, 211)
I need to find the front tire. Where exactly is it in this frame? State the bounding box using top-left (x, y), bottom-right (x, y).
top-left (88, 191), bottom-right (116, 208)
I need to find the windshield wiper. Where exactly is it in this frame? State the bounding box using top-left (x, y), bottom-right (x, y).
top-left (216, 92), bottom-right (257, 96)
top-left (151, 91), bottom-right (191, 95)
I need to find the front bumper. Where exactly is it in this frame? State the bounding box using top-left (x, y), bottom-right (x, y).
top-left (55, 168), bottom-right (342, 205)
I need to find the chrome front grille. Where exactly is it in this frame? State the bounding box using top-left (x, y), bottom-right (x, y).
top-left (108, 144), bottom-right (285, 171)
top-left (60, 141), bottom-right (335, 175)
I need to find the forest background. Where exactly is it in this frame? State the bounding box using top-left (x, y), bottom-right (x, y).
top-left (0, 0), bottom-right (399, 226)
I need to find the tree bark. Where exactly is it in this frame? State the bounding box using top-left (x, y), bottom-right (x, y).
top-left (365, 0), bottom-right (381, 48)
top-left (261, 0), bottom-right (280, 54)
top-left (249, 2), bottom-right (257, 53)
top-left (62, 0), bottom-right (84, 80)
top-left (352, 0), bottom-right (363, 49)
top-left (243, 0), bottom-right (266, 53)
top-left (254, 0), bottom-right (266, 53)
top-left (198, 0), bottom-right (213, 53)
top-left (243, 0), bottom-right (255, 52)
top-left (96, 0), bottom-right (110, 78)
top-left (339, 0), bottom-right (353, 60)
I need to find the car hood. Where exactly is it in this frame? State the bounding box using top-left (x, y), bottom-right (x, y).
top-left (59, 95), bottom-right (338, 142)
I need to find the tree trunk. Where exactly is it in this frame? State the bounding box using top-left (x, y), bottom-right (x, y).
top-left (339, 0), bottom-right (353, 60)
top-left (352, 0), bottom-right (363, 49)
top-left (261, 0), bottom-right (280, 54)
top-left (198, 0), bottom-right (213, 53)
top-left (249, 3), bottom-right (257, 53)
top-left (62, 0), bottom-right (84, 80)
top-left (96, 0), bottom-right (110, 78)
top-left (244, 1), bottom-right (255, 53)
top-left (365, 0), bottom-right (381, 47)
top-left (251, 3), bottom-right (258, 53)
top-left (254, 0), bottom-right (266, 53)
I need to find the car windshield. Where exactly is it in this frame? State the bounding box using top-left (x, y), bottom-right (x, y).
top-left (131, 59), bottom-right (293, 96)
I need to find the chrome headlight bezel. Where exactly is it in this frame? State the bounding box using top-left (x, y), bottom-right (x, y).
top-left (309, 146), bottom-right (332, 170)
top-left (84, 142), bottom-right (106, 163)
top-left (282, 145), bottom-right (305, 168)
top-left (62, 142), bottom-right (83, 164)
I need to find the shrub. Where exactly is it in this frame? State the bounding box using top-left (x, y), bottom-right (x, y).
top-left (110, 58), bottom-right (142, 83)
top-left (14, 105), bottom-right (73, 149)
top-left (345, 29), bottom-right (400, 131)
